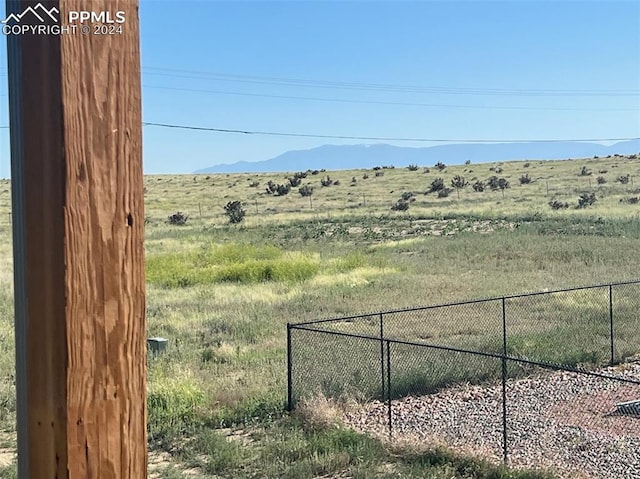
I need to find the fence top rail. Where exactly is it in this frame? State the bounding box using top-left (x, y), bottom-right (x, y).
top-left (291, 278), bottom-right (640, 327)
top-left (290, 324), bottom-right (640, 386)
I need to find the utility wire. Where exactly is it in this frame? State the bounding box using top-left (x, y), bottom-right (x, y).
top-left (143, 85), bottom-right (638, 112)
top-left (142, 67), bottom-right (640, 97)
top-left (141, 122), bottom-right (640, 143)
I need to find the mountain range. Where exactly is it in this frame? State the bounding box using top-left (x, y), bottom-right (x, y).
top-left (194, 139), bottom-right (640, 174)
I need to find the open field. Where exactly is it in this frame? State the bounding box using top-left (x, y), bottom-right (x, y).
top-left (0, 154), bottom-right (639, 477)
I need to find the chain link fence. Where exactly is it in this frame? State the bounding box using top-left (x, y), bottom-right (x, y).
top-left (287, 279), bottom-right (640, 477)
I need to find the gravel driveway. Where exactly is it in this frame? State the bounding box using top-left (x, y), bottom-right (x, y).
top-left (343, 362), bottom-right (640, 479)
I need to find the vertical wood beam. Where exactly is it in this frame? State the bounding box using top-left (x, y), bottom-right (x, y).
top-left (6, 1), bottom-right (147, 477)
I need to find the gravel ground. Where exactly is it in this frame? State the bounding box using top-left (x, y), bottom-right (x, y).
top-left (343, 362), bottom-right (640, 479)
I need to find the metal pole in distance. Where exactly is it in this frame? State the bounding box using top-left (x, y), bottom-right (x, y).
top-left (380, 313), bottom-right (385, 400)
top-left (501, 297), bottom-right (508, 463)
top-left (609, 284), bottom-right (614, 366)
top-left (287, 323), bottom-right (293, 411)
top-left (386, 340), bottom-right (392, 440)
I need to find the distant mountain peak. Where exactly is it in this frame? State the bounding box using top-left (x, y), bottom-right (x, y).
top-left (194, 139), bottom-right (640, 174)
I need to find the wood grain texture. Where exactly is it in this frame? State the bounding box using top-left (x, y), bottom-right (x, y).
top-left (8, 1), bottom-right (146, 477)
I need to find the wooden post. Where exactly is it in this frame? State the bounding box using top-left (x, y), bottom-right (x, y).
top-left (6, 1), bottom-right (146, 477)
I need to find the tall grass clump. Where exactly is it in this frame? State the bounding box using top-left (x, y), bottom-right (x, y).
top-left (146, 243), bottom-right (320, 287)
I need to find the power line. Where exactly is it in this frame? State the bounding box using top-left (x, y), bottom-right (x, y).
top-left (143, 85), bottom-right (638, 112)
top-left (141, 122), bottom-right (640, 143)
top-left (142, 67), bottom-right (640, 97)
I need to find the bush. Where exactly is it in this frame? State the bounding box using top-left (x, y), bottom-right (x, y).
top-left (428, 177), bottom-right (445, 193)
top-left (617, 174), bottom-right (630, 185)
top-left (548, 200), bottom-right (569, 210)
top-left (437, 188), bottom-right (452, 198)
top-left (579, 166), bottom-right (591, 176)
top-left (224, 201), bottom-right (246, 224)
top-left (391, 199), bottom-right (410, 211)
top-left (249, 180), bottom-right (260, 188)
top-left (167, 212), bottom-right (188, 226)
top-left (519, 174), bottom-right (532, 185)
top-left (362, 174), bottom-right (369, 180)
top-left (523, 162), bottom-right (530, 168)
top-left (596, 176), bottom-right (607, 185)
top-left (276, 184), bottom-right (291, 196)
top-left (407, 164), bottom-right (419, 171)
top-left (401, 191), bottom-right (414, 201)
top-left (577, 192), bottom-right (597, 208)
top-left (321, 176), bottom-right (332, 187)
top-left (375, 171), bottom-right (384, 177)
top-left (265, 181), bottom-right (277, 194)
top-left (472, 181), bottom-right (485, 192)
top-left (464, 160), bottom-right (471, 165)
top-left (451, 175), bottom-right (468, 189)
top-left (434, 161), bottom-right (446, 171)
top-left (289, 176), bottom-right (302, 187)
top-left (299, 185), bottom-right (314, 197)
top-left (488, 176), bottom-right (509, 191)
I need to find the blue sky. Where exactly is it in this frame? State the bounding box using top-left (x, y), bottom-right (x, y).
top-left (0, 1), bottom-right (639, 177)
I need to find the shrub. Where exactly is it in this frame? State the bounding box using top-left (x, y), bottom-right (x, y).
top-left (375, 171), bottom-right (384, 177)
top-left (351, 176), bottom-right (357, 184)
top-left (523, 162), bottom-right (530, 168)
top-left (224, 201), bottom-right (246, 224)
top-left (391, 199), bottom-right (410, 211)
top-left (548, 199), bottom-right (569, 210)
top-left (265, 181), bottom-right (277, 194)
top-left (321, 176), bottom-right (332, 187)
top-left (293, 171), bottom-right (308, 180)
top-left (596, 176), bottom-right (607, 185)
top-left (299, 185), bottom-right (314, 197)
top-left (428, 177), bottom-right (445, 193)
top-left (579, 166), bottom-right (591, 176)
top-left (472, 181), bottom-right (485, 192)
top-left (434, 161), bottom-right (446, 171)
top-left (276, 184), bottom-right (291, 196)
top-left (288, 176), bottom-right (302, 187)
top-left (519, 174), bottom-right (532, 185)
top-left (167, 212), bottom-right (188, 226)
top-left (362, 174), bottom-right (369, 180)
top-left (311, 169), bottom-right (320, 175)
top-left (620, 197), bottom-right (639, 204)
top-left (372, 166), bottom-right (382, 171)
top-left (423, 168), bottom-right (430, 173)
top-left (401, 191), bottom-right (414, 201)
top-left (464, 160), bottom-right (471, 165)
top-left (437, 188), bottom-right (452, 198)
top-left (617, 174), bottom-right (630, 184)
top-left (407, 164), bottom-right (419, 171)
top-left (577, 192), bottom-right (597, 208)
top-left (249, 180), bottom-right (260, 188)
top-left (333, 180), bottom-right (341, 186)
top-left (450, 175), bottom-right (468, 198)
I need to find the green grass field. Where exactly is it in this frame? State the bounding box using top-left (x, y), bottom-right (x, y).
top-left (0, 154), bottom-right (639, 477)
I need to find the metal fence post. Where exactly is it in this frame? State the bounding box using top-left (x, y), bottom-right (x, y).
top-left (501, 297), bottom-right (508, 464)
top-left (386, 339), bottom-right (392, 440)
top-left (609, 284), bottom-right (614, 366)
top-left (287, 323), bottom-right (293, 411)
top-left (380, 313), bottom-right (385, 400)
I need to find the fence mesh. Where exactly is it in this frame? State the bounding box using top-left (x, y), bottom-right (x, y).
top-left (289, 327), bottom-right (383, 407)
top-left (612, 282), bottom-right (640, 362)
top-left (289, 280), bottom-right (640, 475)
top-left (505, 286), bottom-right (611, 368)
top-left (505, 363), bottom-right (640, 479)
